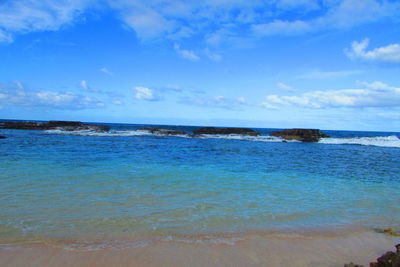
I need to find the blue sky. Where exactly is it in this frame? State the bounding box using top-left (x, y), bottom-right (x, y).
top-left (0, 0), bottom-right (400, 131)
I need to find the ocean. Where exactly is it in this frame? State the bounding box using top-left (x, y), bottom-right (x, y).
top-left (1, 122), bottom-right (400, 250)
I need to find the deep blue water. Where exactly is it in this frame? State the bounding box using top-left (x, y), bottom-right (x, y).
top-left (0, 122), bottom-right (400, 246)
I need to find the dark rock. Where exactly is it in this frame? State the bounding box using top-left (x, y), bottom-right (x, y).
top-left (0, 135), bottom-right (6, 139)
top-left (47, 121), bottom-right (84, 127)
top-left (0, 121), bottom-right (109, 132)
top-left (140, 127), bottom-right (187, 136)
top-left (0, 121), bottom-right (48, 130)
top-left (192, 127), bottom-right (260, 136)
top-left (345, 243), bottom-right (400, 267)
top-left (270, 128), bottom-right (329, 142)
top-left (370, 244), bottom-right (400, 267)
top-left (344, 263), bottom-right (364, 267)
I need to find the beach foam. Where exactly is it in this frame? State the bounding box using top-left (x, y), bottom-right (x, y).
top-left (319, 135), bottom-right (400, 148)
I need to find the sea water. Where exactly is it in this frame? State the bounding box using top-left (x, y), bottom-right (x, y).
top-left (1, 122), bottom-right (400, 249)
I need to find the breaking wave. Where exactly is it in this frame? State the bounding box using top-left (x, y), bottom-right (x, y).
top-left (44, 129), bottom-right (187, 138)
top-left (44, 129), bottom-right (287, 142)
top-left (319, 136), bottom-right (400, 148)
top-left (45, 129), bottom-right (400, 148)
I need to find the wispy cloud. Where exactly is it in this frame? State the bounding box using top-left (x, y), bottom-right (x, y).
top-left (252, 0), bottom-right (400, 37)
top-left (2, 0), bottom-right (399, 45)
top-left (100, 67), bottom-right (114, 76)
top-left (345, 39), bottom-right (400, 63)
top-left (174, 44), bottom-right (200, 61)
top-left (262, 81), bottom-right (400, 109)
top-left (0, 0), bottom-right (92, 43)
top-left (204, 48), bottom-right (222, 61)
top-left (277, 82), bottom-right (294, 91)
top-left (180, 95), bottom-right (248, 110)
top-left (133, 86), bottom-right (159, 101)
top-left (0, 81), bottom-right (106, 110)
top-left (80, 80), bottom-right (89, 90)
top-left (297, 69), bottom-right (362, 79)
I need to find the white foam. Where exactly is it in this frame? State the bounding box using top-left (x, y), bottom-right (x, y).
top-left (319, 135), bottom-right (400, 148)
top-left (57, 240), bottom-right (151, 251)
top-left (199, 134), bottom-right (291, 143)
top-left (45, 129), bottom-right (400, 148)
top-left (44, 129), bottom-right (186, 138)
top-left (45, 129), bottom-right (287, 142)
top-left (161, 235), bottom-right (243, 246)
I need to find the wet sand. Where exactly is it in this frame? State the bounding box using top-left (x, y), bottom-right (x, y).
top-left (1, 230), bottom-right (399, 267)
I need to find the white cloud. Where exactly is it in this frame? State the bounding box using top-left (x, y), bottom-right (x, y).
top-left (174, 44), bottom-right (200, 61)
top-left (277, 82), bottom-right (294, 91)
top-left (0, 81), bottom-right (106, 109)
top-left (134, 86), bottom-right (158, 101)
top-left (100, 67), bottom-right (114, 76)
top-left (345, 39), bottom-right (400, 63)
top-left (262, 81), bottom-right (400, 109)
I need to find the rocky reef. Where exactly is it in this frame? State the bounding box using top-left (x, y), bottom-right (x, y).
top-left (345, 243), bottom-right (400, 267)
top-left (192, 127), bottom-right (260, 136)
top-left (140, 127), bottom-right (187, 136)
top-left (0, 121), bottom-right (110, 132)
top-left (270, 128), bottom-right (329, 142)
top-left (0, 135), bottom-right (6, 139)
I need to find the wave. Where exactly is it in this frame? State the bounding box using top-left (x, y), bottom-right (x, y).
top-left (319, 135), bottom-right (400, 148)
top-left (44, 129), bottom-right (187, 138)
top-left (45, 129), bottom-right (287, 142)
top-left (45, 129), bottom-right (400, 148)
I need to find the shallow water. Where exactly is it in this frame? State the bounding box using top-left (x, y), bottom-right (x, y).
top-left (0, 122), bottom-right (400, 247)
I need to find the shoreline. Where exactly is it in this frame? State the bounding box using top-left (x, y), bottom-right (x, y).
top-left (1, 228), bottom-right (399, 266)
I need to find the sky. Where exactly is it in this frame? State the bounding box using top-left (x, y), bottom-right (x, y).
top-left (0, 0), bottom-right (400, 131)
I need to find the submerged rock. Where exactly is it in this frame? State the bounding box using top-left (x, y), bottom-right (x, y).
top-left (270, 128), bottom-right (329, 142)
top-left (376, 228), bottom-right (400, 237)
top-left (0, 121), bottom-right (109, 132)
top-left (139, 127), bottom-right (187, 136)
top-left (0, 135), bottom-right (6, 139)
top-left (192, 127), bottom-right (260, 136)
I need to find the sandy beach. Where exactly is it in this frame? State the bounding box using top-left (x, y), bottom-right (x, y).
top-left (1, 229), bottom-right (399, 267)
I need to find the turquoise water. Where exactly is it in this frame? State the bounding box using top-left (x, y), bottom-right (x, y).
top-left (1, 123), bottom-right (400, 247)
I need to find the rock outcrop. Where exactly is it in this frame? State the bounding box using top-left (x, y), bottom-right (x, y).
top-left (270, 129), bottom-right (329, 142)
top-left (140, 127), bottom-right (187, 136)
top-left (370, 244), bottom-right (400, 267)
top-left (344, 243), bottom-right (400, 267)
top-left (192, 127), bottom-right (260, 136)
top-left (344, 263), bottom-right (364, 267)
top-left (0, 121), bottom-right (110, 132)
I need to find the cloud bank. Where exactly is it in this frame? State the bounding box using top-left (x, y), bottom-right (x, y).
top-left (0, 81), bottom-right (106, 110)
top-left (1, 0), bottom-right (399, 45)
top-left (262, 81), bottom-right (400, 109)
